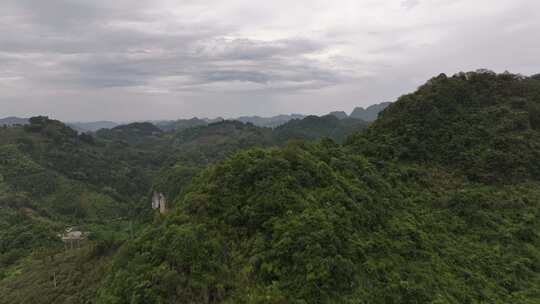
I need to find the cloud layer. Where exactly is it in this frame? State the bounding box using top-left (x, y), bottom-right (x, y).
top-left (1, 0), bottom-right (539, 120)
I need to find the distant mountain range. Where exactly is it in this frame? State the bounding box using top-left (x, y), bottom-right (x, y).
top-left (152, 101), bottom-right (389, 129)
top-left (237, 102), bottom-right (391, 128)
top-left (327, 111), bottom-right (349, 120)
top-left (0, 102), bottom-right (391, 132)
top-left (153, 117), bottom-right (223, 132)
top-left (349, 102), bottom-right (392, 122)
top-left (0, 116), bottom-right (29, 126)
top-left (0, 117), bottom-right (118, 132)
top-left (236, 114), bottom-right (306, 128)
top-left (67, 121), bottom-right (119, 133)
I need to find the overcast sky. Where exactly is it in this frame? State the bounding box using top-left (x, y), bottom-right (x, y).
top-left (1, 0), bottom-right (539, 121)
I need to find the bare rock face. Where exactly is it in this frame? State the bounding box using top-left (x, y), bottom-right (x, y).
top-left (152, 192), bottom-right (167, 214)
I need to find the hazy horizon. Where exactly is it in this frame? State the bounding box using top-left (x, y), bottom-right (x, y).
top-left (2, 0), bottom-right (539, 121)
top-left (1, 105), bottom-right (376, 123)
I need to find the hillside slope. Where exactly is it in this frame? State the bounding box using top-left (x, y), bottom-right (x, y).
top-left (0, 116), bottom-right (197, 276)
top-left (350, 71), bottom-right (540, 183)
top-left (350, 102), bottom-right (392, 122)
top-left (97, 71), bottom-right (540, 303)
top-left (273, 115), bottom-right (368, 144)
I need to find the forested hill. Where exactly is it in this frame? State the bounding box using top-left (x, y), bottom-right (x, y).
top-left (0, 113), bottom-right (366, 286)
top-left (1, 71), bottom-right (539, 304)
top-left (95, 122), bottom-right (164, 146)
top-left (273, 114), bottom-right (368, 144)
top-left (349, 102), bottom-right (392, 122)
top-left (96, 71), bottom-right (539, 303)
top-left (0, 116), bottom-right (148, 294)
top-left (350, 71), bottom-right (540, 182)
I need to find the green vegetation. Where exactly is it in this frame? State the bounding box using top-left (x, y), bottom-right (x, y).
top-left (98, 146), bottom-right (540, 303)
top-left (0, 245), bottom-right (115, 304)
top-left (353, 71), bottom-right (540, 182)
top-left (0, 119), bottom-right (136, 279)
top-left (0, 112), bottom-right (355, 287)
top-left (1, 71), bottom-right (539, 303)
top-left (154, 117), bottom-right (212, 132)
top-left (274, 115), bottom-right (368, 144)
top-left (95, 122), bottom-right (163, 146)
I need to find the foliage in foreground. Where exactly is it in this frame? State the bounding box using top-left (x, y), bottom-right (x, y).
top-left (98, 71), bottom-right (540, 303)
top-left (1, 71), bottom-right (540, 303)
top-left (100, 144), bottom-right (539, 303)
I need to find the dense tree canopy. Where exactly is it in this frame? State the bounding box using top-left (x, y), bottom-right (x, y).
top-left (350, 71), bottom-right (540, 183)
top-left (1, 71), bottom-right (539, 304)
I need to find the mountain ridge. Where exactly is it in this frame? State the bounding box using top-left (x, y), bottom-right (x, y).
top-left (349, 102), bottom-right (392, 122)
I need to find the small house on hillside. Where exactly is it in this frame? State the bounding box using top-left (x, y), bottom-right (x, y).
top-left (59, 227), bottom-right (86, 250)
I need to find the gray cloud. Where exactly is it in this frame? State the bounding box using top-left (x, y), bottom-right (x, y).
top-left (0, 0), bottom-right (539, 121)
top-left (401, 0), bottom-right (420, 10)
top-left (0, 0), bottom-right (342, 95)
